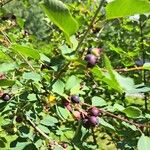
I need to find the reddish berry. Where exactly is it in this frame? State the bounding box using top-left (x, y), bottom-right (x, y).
top-left (88, 116), bottom-right (99, 126)
top-left (73, 111), bottom-right (81, 120)
top-left (88, 107), bottom-right (100, 117)
top-left (63, 100), bottom-right (72, 112)
top-left (61, 142), bottom-right (68, 149)
top-left (0, 73), bottom-right (5, 80)
top-left (91, 48), bottom-right (102, 57)
top-left (63, 100), bottom-right (70, 106)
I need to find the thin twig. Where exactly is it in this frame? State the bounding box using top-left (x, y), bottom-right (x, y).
top-left (18, 52), bottom-right (35, 72)
top-left (26, 115), bottom-right (63, 149)
top-left (97, 66), bottom-right (147, 72)
top-left (76, 0), bottom-right (105, 57)
top-left (26, 115), bottom-right (51, 140)
top-left (0, 0), bottom-right (13, 7)
top-left (114, 66), bottom-right (145, 72)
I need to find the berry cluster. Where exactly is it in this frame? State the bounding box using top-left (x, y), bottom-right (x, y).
top-left (64, 95), bottom-right (100, 128)
top-left (85, 48), bottom-right (102, 67)
top-left (82, 107), bottom-right (100, 128)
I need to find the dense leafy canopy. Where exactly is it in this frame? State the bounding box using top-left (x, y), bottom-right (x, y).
top-left (0, 0), bottom-right (150, 149)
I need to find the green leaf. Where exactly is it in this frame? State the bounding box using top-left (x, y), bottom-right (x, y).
top-left (92, 96), bottom-right (107, 107)
top-left (122, 122), bottom-right (137, 131)
top-left (0, 63), bottom-right (17, 72)
top-left (54, 145), bottom-right (64, 150)
top-left (11, 44), bottom-right (40, 60)
top-left (123, 106), bottom-right (142, 118)
top-left (0, 51), bottom-right (12, 62)
top-left (65, 75), bottom-right (81, 94)
top-left (59, 45), bottom-right (77, 61)
top-left (27, 94), bottom-right (37, 102)
top-left (99, 118), bottom-right (115, 131)
top-left (37, 124), bottom-right (50, 134)
top-left (66, 75), bottom-right (78, 90)
top-left (0, 79), bottom-right (15, 87)
top-left (69, 35), bottom-right (78, 50)
top-left (113, 103), bottom-right (125, 111)
top-left (92, 55), bottom-right (123, 93)
top-left (114, 71), bottom-right (135, 92)
top-left (106, 0), bottom-right (150, 19)
top-left (104, 55), bottom-right (122, 92)
top-left (23, 72), bottom-right (41, 82)
top-left (138, 134), bottom-right (150, 150)
top-left (11, 142), bottom-right (31, 150)
top-left (40, 115), bottom-right (58, 127)
top-left (41, 0), bottom-right (78, 37)
top-left (56, 106), bottom-right (70, 120)
top-left (52, 80), bottom-right (65, 95)
top-left (143, 63), bottom-right (150, 70)
top-left (19, 126), bottom-right (33, 140)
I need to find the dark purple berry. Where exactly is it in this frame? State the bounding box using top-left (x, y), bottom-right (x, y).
top-left (88, 116), bottom-right (99, 126)
top-left (85, 54), bottom-right (97, 66)
top-left (71, 95), bottom-right (80, 103)
top-left (16, 116), bottom-right (23, 123)
top-left (88, 107), bottom-right (100, 117)
top-left (82, 118), bottom-right (90, 129)
top-left (1, 93), bottom-right (11, 101)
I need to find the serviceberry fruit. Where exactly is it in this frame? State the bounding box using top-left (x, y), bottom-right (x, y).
top-left (16, 115), bottom-right (23, 123)
top-left (61, 142), bottom-right (68, 149)
top-left (91, 48), bottom-right (102, 57)
top-left (82, 118), bottom-right (90, 129)
top-left (88, 116), bottom-right (99, 126)
top-left (71, 95), bottom-right (80, 103)
top-left (73, 111), bottom-right (81, 120)
top-left (1, 93), bottom-right (11, 101)
top-left (88, 107), bottom-right (100, 117)
top-left (85, 54), bottom-right (97, 66)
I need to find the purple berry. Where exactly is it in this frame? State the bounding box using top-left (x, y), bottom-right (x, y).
top-left (89, 107), bottom-right (100, 117)
top-left (1, 93), bottom-right (10, 101)
top-left (88, 116), bottom-right (99, 126)
top-left (16, 115), bottom-right (23, 123)
top-left (85, 54), bottom-right (97, 66)
top-left (71, 95), bottom-right (80, 103)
